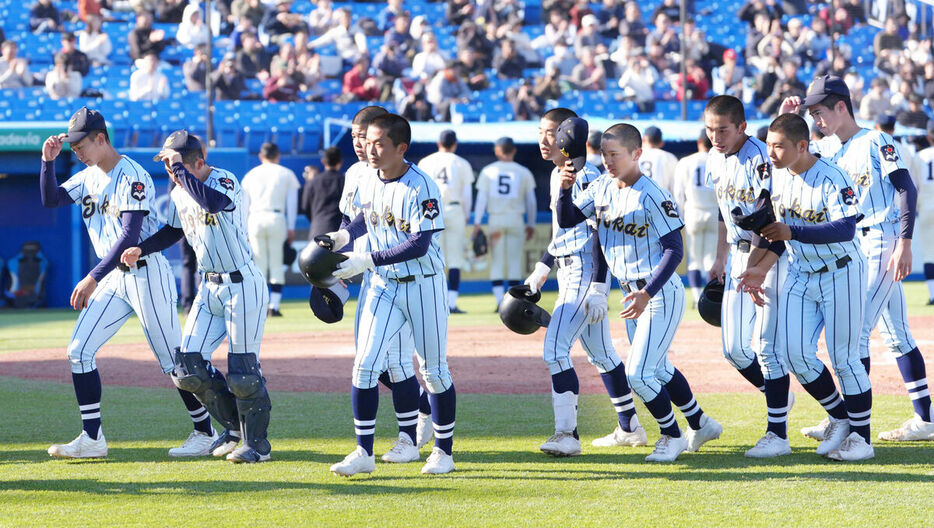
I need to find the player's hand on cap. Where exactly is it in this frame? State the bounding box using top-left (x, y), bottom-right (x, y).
top-left (524, 261), bottom-right (551, 294)
top-left (779, 96), bottom-right (802, 115)
top-left (121, 247), bottom-right (142, 268)
top-left (323, 229), bottom-right (351, 252)
top-left (333, 251), bottom-right (374, 280)
top-left (42, 134), bottom-right (66, 162)
top-left (759, 222), bottom-right (791, 242)
top-left (560, 160), bottom-right (577, 190)
top-left (888, 239), bottom-right (912, 282)
top-left (156, 148), bottom-right (183, 166)
top-left (70, 275), bottom-right (98, 311)
top-left (620, 290), bottom-right (649, 319)
top-left (584, 282), bottom-right (609, 324)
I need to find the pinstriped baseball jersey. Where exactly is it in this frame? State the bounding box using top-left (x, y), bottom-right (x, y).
top-left (352, 162), bottom-right (446, 278)
top-left (61, 155), bottom-right (162, 258)
top-left (165, 168), bottom-right (252, 273)
top-left (812, 129), bottom-right (906, 229)
top-left (770, 157), bottom-right (863, 272)
top-left (547, 161), bottom-right (602, 256)
top-left (705, 136), bottom-right (771, 244)
top-left (339, 161), bottom-right (375, 217)
top-left (574, 174), bottom-right (684, 281)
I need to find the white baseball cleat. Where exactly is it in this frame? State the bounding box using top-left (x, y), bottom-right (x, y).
top-left (816, 417), bottom-right (850, 456)
top-left (827, 432), bottom-right (875, 461)
top-left (169, 430), bottom-right (219, 457)
top-left (685, 415), bottom-right (723, 452)
top-left (415, 412), bottom-right (433, 449)
top-left (421, 447), bottom-right (455, 475)
top-left (878, 415), bottom-right (934, 442)
top-left (210, 430), bottom-right (241, 457)
top-left (330, 446), bottom-right (376, 476)
top-left (591, 418), bottom-right (648, 447)
top-left (539, 431), bottom-right (582, 457)
top-left (744, 432), bottom-right (792, 458)
top-left (645, 434), bottom-right (688, 462)
top-left (381, 433), bottom-right (420, 463)
top-left (48, 431), bottom-right (107, 459)
top-left (801, 416), bottom-right (830, 442)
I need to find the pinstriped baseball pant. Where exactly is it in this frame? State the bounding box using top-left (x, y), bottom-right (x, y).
top-left (623, 275), bottom-right (685, 400)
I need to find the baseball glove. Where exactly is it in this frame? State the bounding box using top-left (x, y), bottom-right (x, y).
top-left (472, 228), bottom-right (489, 257)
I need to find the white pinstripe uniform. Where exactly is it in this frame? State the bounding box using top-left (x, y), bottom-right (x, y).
top-left (241, 162), bottom-right (299, 285)
top-left (573, 174), bottom-right (684, 401)
top-left (165, 167), bottom-right (268, 358)
top-left (544, 162), bottom-right (620, 375)
top-left (639, 146), bottom-right (678, 194)
top-left (61, 156), bottom-right (179, 374)
top-left (475, 160), bottom-right (536, 282)
top-left (813, 130), bottom-right (918, 361)
top-left (351, 163), bottom-right (452, 394)
top-left (918, 146), bottom-right (934, 265)
top-left (673, 150), bottom-right (718, 283)
top-left (706, 137), bottom-right (788, 381)
top-left (769, 157), bottom-right (870, 395)
top-left (418, 151), bottom-right (474, 270)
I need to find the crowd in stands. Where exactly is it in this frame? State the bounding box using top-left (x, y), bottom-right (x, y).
top-left (0, 0), bottom-right (932, 128)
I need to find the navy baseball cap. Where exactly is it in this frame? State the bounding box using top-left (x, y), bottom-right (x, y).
top-left (308, 283), bottom-right (350, 324)
top-left (439, 129), bottom-right (457, 148)
top-left (154, 130), bottom-right (204, 161)
top-left (62, 107), bottom-right (107, 143)
top-left (643, 126), bottom-right (662, 144)
top-left (876, 113), bottom-right (897, 128)
top-left (803, 75), bottom-right (850, 107)
top-left (556, 117), bottom-right (589, 171)
top-left (494, 136), bottom-right (515, 149)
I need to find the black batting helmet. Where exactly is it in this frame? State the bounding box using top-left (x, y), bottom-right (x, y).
top-left (697, 279), bottom-right (724, 327)
top-left (498, 285), bottom-right (551, 334)
top-left (298, 235), bottom-right (348, 288)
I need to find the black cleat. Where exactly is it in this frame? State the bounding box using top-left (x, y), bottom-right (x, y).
top-left (450, 307), bottom-right (467, 314)
top-left (268, 308), bottom-right (283, 317)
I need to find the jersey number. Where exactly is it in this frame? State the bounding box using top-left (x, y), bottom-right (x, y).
top-left (436, 167), bottom-right (449, 184)
top-left (927, 163), bottom-right (933, 182)
top-left (640, 161), bottom-right (653, 179)
top-left (497, 174), bottom-right (512, 195)
top-left (694, 167), bottom-right (704, 187)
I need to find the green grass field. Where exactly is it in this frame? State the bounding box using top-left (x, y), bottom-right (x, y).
top-left (2, 287), bottom-right (934, 527)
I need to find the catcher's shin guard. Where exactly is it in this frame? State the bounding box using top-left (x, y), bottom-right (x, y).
top-left (226, 353), bottom-right (272, 454)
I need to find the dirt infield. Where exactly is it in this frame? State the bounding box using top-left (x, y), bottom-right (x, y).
top-left (1, 319), bottom-right (926, 395)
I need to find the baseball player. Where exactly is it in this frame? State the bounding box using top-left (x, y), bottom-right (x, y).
top-left (639, 126), bottom-right (678, 194)
top-left (738, 113), bottom-right (873, 460)
top-left (782, 76), bottom-right (933, 442)
top-left (327, 113), bottom-right (455, 476)
top-left (122, 131), bottom-right (271, 462)
top-left (417, 129), bottom-right (474, 314)
top-left (918, 122), bottom-right (934, 306)
top-left (473, 137), bottom-right (537, 308)
top-left (672, 130), bottom-right (717, 305)
top-left (241, 142), bottom-right (300, 317)
top-left (704, 95), bottom-right (793, 458)
top-left (525, 109), bottom-right (646, 457)
top-left (556, 123), bottom-right (721, 462)
top-left (40, 107), bottom-right (213, 459)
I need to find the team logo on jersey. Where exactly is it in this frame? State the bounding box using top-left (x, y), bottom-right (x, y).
top-left (383, 207), bottom-right (395, 227)
top-left (218, 177), bottom-right (234, 190)
top-left (660, 200), bottom-right (680, 218)
top-left (130, 181), bottom-right (146, 201)
top-left (421, 198), bottom-right (440, 219)
top-left (840, 186), bottom-right (858, 206)
top-left (756, 163), bottom-right (772, 180)
top-left (880, 144), bottom-right (899, 162)
top-left (369, 210), bottom-right (379, 225)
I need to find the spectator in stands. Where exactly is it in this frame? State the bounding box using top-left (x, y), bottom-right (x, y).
top-left (456, 47), bottom-right (489, 90)
top-left (874, 17), bottom-right (903, 57)
top-left (751, 30), bottom-right (794, 71)
top-left (800, 16), bottom-right (831, 64)
top-left (712, 49), bottom-right (744, 96)
top-left (488, 0), bottom-right (524, 30)
top-left (0, 41), bottom-right (33, 89)
top-left (377, 0), bottom-right (404, 33)
top-left (534, 65), bottom-right (563, 99)
top-left (456, 20), bottom-right (494, 68)
top-left (212, 53), bottom-right (250, 99)
top-left (574, 15), bottom-right (601, 55)
top-left (384, 11), bottom-right (416, 62)
top-left (77, 14), bottom-right (111, 66)
top-left (45, 54), bottom-right (82, 99)
top-left (678, 18), bottom-right (708, 63)
top-left (541, 0), bottom-right (573, 22)
top-left (183, 44), bottom-right (208, 91)
top-left (263, 0), bottom-right (308, 46)
top-left (57, 32), bottom-right (91, 77)
top-left (618, 1), bottom-right (647, 48)
top-left (176, 3), bottom-right (209, 49)
top-left (232, 0), bottom-right (267, 28)
top-left (618, 55), bottom-right (657, 112)
top-left (759, 59), bottom-right (804, 115)
top-left (445, 0), bottom-right (475, 27)
top-left (308, 7), bottom-right (367, 67)
top-left (373, 43), bottom-right (408, 101)
top-left (646, 42), bottom-right (673, 77)
top-left (819, 1), bottom-right (854, 36)
top-left (236, 30), bottom-right (271, 81)
top-left (506, 77), bottom-right (542, 121)
top-left (647, 12), bottom-right (679, 54)
top-left (157, 0), bottom-right (188, 24)
top-left (427, 61), bottom-right (470, 121)
top-left (594, 0), bottom-right (624, 41)
top-left (897, 92), bottom-right (930, 130)
top-left (744, 12), bottom-right (771, 60)
top-left (674, 58), bottom-right (709, 101)
top-left (129, 51), bottom-right (169, 101)
top-left (532, 9), bottom-right (575, 51)
top-left (568, 0), bottom-right (595, 28)
top-left (493, 38), bottom-right (526, 79)
top-left (844, 70), bottom-right (865, 109)
top-left (129, 10), bottom-right (170, 61)
top-left (545, 41), bottom-right (576, 79)
top-left (341, 54), bottom-right (379, 101)
top-left (270, 41), bottom-right (305, 86)
top-left (923, 62), bottom-right (934, 102)
top-left (397, 80), bottom-right (433, 122)
top-left (306, 0), bottom-right (334, 36)
top-left (843, 0), bottom-right (867, 26)
top-left (652, 0), bottom-right (689, 23)
top-left (300, 146), bottom-right (344, 238)
top-left (738, 0), bottom-right (782, 27)
top-left (30, 0), bottom-right (62, 34)
top-left (296, 48), bottom-right (323, 98)
top-left (890, 79), bottom-right (914, 114)
top-left (78, 0), bottom-right (111, 24)
top-left (412, 32), bottom-right (448, 82)
top-left (570, 47), bottom-right (605, 91)
top-left (264, 61), bottom-right (301, 102)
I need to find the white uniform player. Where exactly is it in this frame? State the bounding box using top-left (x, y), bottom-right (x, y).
top-left (918, 129), bottom-right (934, 304)
top-left (474, 137), bottom-right (537, 307)
top-left (673, 133), bottom-right (717, 304)
top-left (639, 126), bottom-right (678, 194)
top-left (417, 130), bottom-right (474, 313)
top-left (241, 143), bottom-right (300, 316)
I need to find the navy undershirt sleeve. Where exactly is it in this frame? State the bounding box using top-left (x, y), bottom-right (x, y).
top-left (643, 228), bottom-right (684, 297)
top-left (539, 249), bottom-right (555, 268)
top-left (592, 232), bottom-right (609, 283)
top-left (556, 187), bottom-right (587, 228)
top-left (89, 211), bottom-right (145, 281)
top-left (139, 225), bottom-right (186, 256)
top-left (39, 159), bottom-right (72, 207)
top-left (889, 168), bottom-right (916, 239)
top-left (752, 233), bottom-right (787, 256)
top-left (371, 230), bottom-right (437, 266)
top-left (346, 212), bottom-right (367, 240)
top-left (789, 216), bottom-right (857, 244)
top-left (172, 162), bottom-right (232, 213)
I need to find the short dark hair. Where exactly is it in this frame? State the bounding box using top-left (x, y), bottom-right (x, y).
top-left (259, 142), bottom-right (280, 159)
top-left (542, 107), bottom-right (578, 125)
top-left (181, 142), bottom-right (205, 165)
top-left (322, 146), bottom-right (342, 167)
top-left (88, 129), bottom-right (110, 144)
top-left (705, 95), bottom-right (746, 126)
top-left (368, 113), bottom-right (411, 147)
top-left (352, 105), bottom-right (389, 127)
top-left (768, 113), bottom-right (810, 145)
top-left (602, 123), bottom-right (641, 151)
top-left (813, 93), bottom-right (854, 118)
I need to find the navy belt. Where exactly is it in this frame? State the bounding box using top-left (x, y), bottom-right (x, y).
top-left (205, 270), bottom-right (244, 284)
top-left (448, 201), bottom-right (460, 206)
top-left (814, 256), bottom-right (851, 273)
top-left (394, 273), bottom-right (436, 283)
top-left (620, 278), bottom-right (647, 294)
top-left (735, 240), bottom-right (751, 253)
top-left (118, 259), bottom-right (146, 272)
top-left (556, 256), bottom-right (576, 268)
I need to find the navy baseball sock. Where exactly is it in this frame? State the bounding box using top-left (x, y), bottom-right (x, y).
top-left (269, 283), bottom-right (283, 310)
top-left (800, 366), bottom-right (848, 420)
top-left (429, 386), bottom-right (456, 455)
top-left (352, 386), bottom-right (379, 456)
top-left (736, 358), bottom-right (766, 392)
top-left (391, 376), bottom-right (420, 444)
top-left (764, 375), bottom-right (790, 439)
top-left (925, 263), bottom-right (934, 300)
top-left (448, 268), bottom-right (461, 309)
top-left (687, 269), bottom-right (703, 290)
top-left (418, 387), bottom-right (432, 415)
top-left (378, 371), bottom-right (393, 389)
top-left (843, 390), bottom-right (872, 443)
top-left (644, 389), bottom-right (681, 438)
top-left (600, 364), bottom-right (636, 432)
top-left (73, 370), bottom-right (102, 440)
top-left (507, 279), bottom-right (521, 289)
top-left (896, 348), bottom-right (932, 421)
top-left (492, 280), bottom-right (505, 306)
top-left (861, 356), bottom-right (871, 375)
top-left (552, 368), bottom-right (580, 439)
top-left (665, 369), bottom-right (705, 430)
top-left (176, 387), bottom-right (214, 436)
